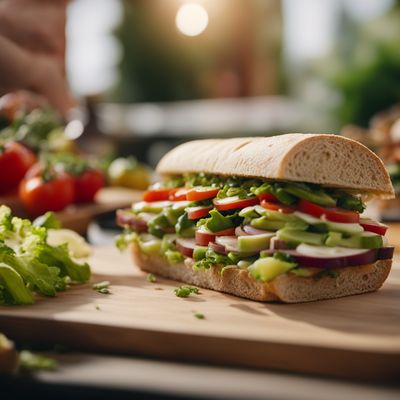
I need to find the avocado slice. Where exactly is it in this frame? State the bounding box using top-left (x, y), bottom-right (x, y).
top-left (248, 257), bottom-right (297, 282)
top-left (139, 238), bottom-right (162, 255)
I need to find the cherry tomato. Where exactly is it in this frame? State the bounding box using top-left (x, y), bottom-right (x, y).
top-left (0, 141), bottom-right (36, 194)
top-left (186, 187), bottom-right (220, 202)
top-left (261, 200), bottom-right (295, 214)
top-left (195, 227), bottom-right (236, 246)
top-left (143, 188), bottom-right (178, 202)
top-left (74, 169), bottom-right (105, 203)
top-left (187, 206), bottom-right (212, 220)
top-left (213, 196), bottom-right (259, 211)
top-left (19, 171), bottom-right (75, 216)
top-left (169, 187), bottom-right (188, 201)
top-left (360, 218), bottom-right (388, 235)
top-left (297, 199), bottom-right (359, 223)
top-left (257, 193), bottom-right (277, 202)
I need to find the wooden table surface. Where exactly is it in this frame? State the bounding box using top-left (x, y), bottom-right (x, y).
top-left (0, 246), bottom-right (399, 384)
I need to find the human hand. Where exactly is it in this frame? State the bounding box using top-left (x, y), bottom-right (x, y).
top-left (0, 0), bottom-right (67, 69)
top-left (0, 35), bottom-right (73, 119)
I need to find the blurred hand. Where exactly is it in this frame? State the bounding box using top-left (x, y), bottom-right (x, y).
top-left (0, 0), bottom-right (67, 69)
top-left (0, 90), bottom-right (49, 121)
top-left (0, 35), bottom-right (73, 119)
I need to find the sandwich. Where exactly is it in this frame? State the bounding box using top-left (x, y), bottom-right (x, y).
top-left (116, 134), bottom-right (395, 303)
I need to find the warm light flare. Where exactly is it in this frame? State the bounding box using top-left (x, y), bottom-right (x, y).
top-left (175, 3), bottom-right (209, 37)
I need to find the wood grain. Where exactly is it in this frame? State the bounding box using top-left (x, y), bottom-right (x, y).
top-left (0, 246), bottom-right (399, 381)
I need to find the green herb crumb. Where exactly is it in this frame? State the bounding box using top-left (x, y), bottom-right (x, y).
top-left (194, 312), bottom-right (205, 320)
top-left (92, 281), bottom-right (111, 294)
top-left (174, 286), bottom-right (200, 298)
top-left (147, 273), bottom-right (157, 283)
top-left (19, 350), bottom-right (58, 371)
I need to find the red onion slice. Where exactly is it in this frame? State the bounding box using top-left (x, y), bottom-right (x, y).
top-left (176, 238), bottom-right (197, 258)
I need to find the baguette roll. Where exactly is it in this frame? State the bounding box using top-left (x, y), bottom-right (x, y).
top-left (157, 134), bottom-right (394, 198)
top-left (118, 134), bottom-right (395, 303)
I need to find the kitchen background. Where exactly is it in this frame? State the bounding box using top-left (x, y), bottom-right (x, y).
top-left (66, 0), bottom-right (400, 167)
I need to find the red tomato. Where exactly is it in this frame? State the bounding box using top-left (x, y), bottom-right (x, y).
top-left (74, 169), bottom-right (105, 203)
top-left (187, 206), bottom-right (212, 220)
top-left (297, 199), bottom-right (359, 223)
top-left (19, 172), bottom-right (75, 216)
top-left (360, 219), bottom-right (388, 235)
top-left (213, 196), bottom-right (259, 211)
top-left (195, 227), bottom-right (236, 246)
top-left (169, 187), bottom-right (187, 201)
top-left (261, 200), bottom-right (295, 214)
top-left (143, 188), bottom-right (178, 202)
top-left (186, 187), bottom-right (220, 202)
top-left (257, 193), bottom-right (277, 202)
top-left (0, 141), bottom-right (36, 194)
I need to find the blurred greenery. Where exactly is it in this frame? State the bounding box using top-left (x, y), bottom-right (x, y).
top-left (114, 0), bottom-right (200, 102)
top-left (112, 0), bottom-right (283, 103)
top-left (327, 1), bottom-right (400, 127)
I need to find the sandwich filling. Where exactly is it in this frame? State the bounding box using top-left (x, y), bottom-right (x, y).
top-left (116, 173), bottom-right (393, 282)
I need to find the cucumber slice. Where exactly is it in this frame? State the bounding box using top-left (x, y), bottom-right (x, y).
top-left (295, 211), bottom-right (363, 235)
top-left (238, 233), bottom-right (274, 252)
top-left (277, 229), bottom-right (325, 246)
top-left (323, 218), bottom-right (364, 235)
top-left (296, 243), bottom-right (369, 258)
top-left (360, 232), bottom-right (383, 249)
top-left (251, 217), bottom-right (286, 231)
top-left (133, 201), bottom-right (172, 213)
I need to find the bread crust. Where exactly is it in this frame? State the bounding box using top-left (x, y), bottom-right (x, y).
top-left (130, 243), bottom-right (392, 303)
top-left (156, 134), bottom-right (394, 198)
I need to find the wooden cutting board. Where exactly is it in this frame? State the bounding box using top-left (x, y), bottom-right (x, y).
top-left (0, 246), bottom-right (399, 382)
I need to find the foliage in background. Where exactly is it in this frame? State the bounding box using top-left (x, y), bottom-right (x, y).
top-left (112, 0), bottom-right (283, 103)
top-left (327, 2), bottom-right (400, 127)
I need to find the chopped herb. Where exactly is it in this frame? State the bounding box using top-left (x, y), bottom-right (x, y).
top-left (19, 350), bottom-right (58, 371)
top-left (174, 286), bottom-right (200, 298)
top-left (194, 312), bottom-right (205, 320)
top-left (95, 305), bottom-right (100, 310)
top-left (93, 281), bottom-right (111, 294)
top-left (147, 273), bottom-right (157, 283)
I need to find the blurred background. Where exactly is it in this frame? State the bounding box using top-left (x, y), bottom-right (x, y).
top-left (66, 0), bottom-right (400, 167)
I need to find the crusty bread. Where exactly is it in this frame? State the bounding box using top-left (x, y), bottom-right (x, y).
top-left (130, 243), bottom-right (392, 303)
top-left (156, 134), bottom-right (394, 198)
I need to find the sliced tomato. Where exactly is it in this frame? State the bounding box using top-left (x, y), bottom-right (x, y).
top-left (261, 200), bottom-right (295, 214)
top-left (297, 199), bottom-right (359, 223)
top-left (213, 196), bottom-right (259, 211)
top-left (169, 187), bottom-right (188, 201)
top-left (143, 188), bottom-right (178, 202)
top-left (186, 186), bottom-right (220, 201)
top-left (257, 193), bottom-right (277, 202)
top-left (195, 227), bottom-right (236, 246)
top-left (360, 218), bottom-right (388, 235)
top-left (187, 206), bottom-right (212, 220)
